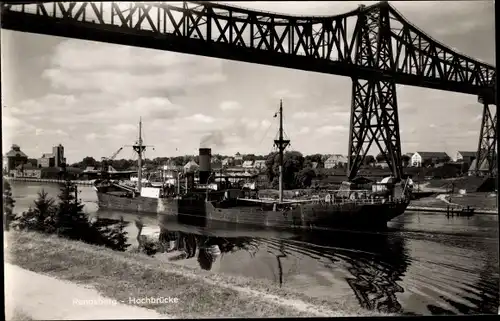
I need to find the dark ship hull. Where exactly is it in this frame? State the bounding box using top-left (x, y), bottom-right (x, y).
top-left (96, 191), bottom-right (408, 230)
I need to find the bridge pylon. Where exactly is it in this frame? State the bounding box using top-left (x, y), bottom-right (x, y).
top-left (347, 2), bottom-right (403, 181)
top-left (474, 95), bottom-right (497, 176)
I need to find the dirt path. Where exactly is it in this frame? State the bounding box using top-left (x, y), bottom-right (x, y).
top-left (4, 263), bottom-right (171, 320)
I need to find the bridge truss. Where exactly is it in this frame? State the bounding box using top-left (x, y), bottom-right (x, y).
top-left (1, 1), bottom-right (496, 179)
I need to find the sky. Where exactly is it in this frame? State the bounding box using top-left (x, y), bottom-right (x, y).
top-left (1, 1), bottom-right (495, 164)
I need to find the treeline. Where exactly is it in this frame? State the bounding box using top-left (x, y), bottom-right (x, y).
top-left (3, 180), bottom-right (130, 252)
top-left (70, 154), bottom-right (270, 171)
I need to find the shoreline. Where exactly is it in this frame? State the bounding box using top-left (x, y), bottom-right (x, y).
top-left (5, 231), bottom-right (388, 318)
top-left (407, 206), bottom-right (497, 215)
top-left (4, 177), bottom-right (95, 186)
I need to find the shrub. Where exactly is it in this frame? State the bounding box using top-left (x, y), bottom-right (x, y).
top-left (13, 180), bottom-right (130, 252)
top-left (3, 180), bottom-right (16, 231)
top-left (14, 189), bottom-right (56, 233)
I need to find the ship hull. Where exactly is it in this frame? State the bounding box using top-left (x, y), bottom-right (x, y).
top-left (97, 192), bottom-right (408, 229)
top-left (96, 192), bottom-right (179, 215)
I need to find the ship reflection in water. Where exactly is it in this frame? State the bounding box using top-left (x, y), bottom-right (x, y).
top-left (95, 208), bottom-right (498, 316)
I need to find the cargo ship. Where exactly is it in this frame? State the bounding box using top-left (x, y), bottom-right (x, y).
top-left (95, 101), bottom-right (412, 230)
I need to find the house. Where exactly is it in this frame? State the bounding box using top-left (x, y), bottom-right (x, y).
top-left (324, 155), bottom-right (348, 169)
top-left (222, 157), bottom-right (234, 167)
top-left (183, 160), bottom-right (199, 172)
top-left (242, 160), bottom-right (254, 168)
top-left (12, 163), bottom-right (42, 178)
top-left (253, 160), bottom-right (267, 170)
top-left (234, 153), bottom-right (243, 166)
top-left (455, 151), bottom-right (476, 164)
top-left (211, 159), bottom-right (223, 171)
top-left (411, 152), bottom-right (450, 167)
top-left (4, 144), bottom-right (28, 173)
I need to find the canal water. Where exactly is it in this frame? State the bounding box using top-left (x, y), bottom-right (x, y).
top-left (8, 181), bottom-right (499, 315)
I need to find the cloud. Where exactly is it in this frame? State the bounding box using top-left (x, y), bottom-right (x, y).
top-left (219, 101), bottom-right (242, 111)
top-left (42, 40), bottom-right (227, 97)
top-left (315, 125), bottom-right (348, 135)
top-left (292, 111), bottom-right (318, 120)
top-left (298, 127), bottom-right (311, 135)
top-left (273, 89), bottom-right (304, 100)
top-left (185, 114), bottom-right (215, 124)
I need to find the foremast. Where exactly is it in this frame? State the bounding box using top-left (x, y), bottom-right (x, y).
top-left (132, 117), bottom-right (146, 193)
top-left (274, 100), bottom-right (290, 203)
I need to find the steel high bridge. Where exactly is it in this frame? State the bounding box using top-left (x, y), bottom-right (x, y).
top-left (1, 1), bottom-right (496, 180)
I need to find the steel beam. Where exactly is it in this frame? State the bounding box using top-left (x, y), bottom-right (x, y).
top-left (0, 2), bottom-right (495, 98)
top-left (348, 79), bottom-right (402, 180)
top-left (475, 101), bottom-right (497, 175)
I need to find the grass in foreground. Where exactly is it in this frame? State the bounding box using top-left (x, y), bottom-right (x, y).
top-left (5, 231), bottom-right (384, 318)
top-left (7, 308), bottom-right (34, 321)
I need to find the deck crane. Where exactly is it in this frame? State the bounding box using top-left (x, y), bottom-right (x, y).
top-left (101, 147), bottom-right (124, 177)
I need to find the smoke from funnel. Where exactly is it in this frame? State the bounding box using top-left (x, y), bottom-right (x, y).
top-left (200, 131), bottom-right (225, 148)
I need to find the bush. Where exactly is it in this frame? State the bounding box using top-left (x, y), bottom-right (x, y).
top-left (3, 180), bottom-right (16, 231)
top-left (12, 181), bottom-right (130, 252)
top-left (14, 189), bottom-right (56, 233)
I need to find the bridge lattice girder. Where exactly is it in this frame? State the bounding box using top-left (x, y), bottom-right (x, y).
top-left (1, 1), bottom-right (495, 97)
top-left (1, 1), bottom-right (497, 179)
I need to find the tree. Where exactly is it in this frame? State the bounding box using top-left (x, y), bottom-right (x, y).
top-left (13, 181), bottom-right (131, 251)
top-left (402, 154), bottom-right (411, 167)
top-left (375, 153), bottom-right (386, 163)
top-left (52, 181), bottom-right (95, 239)
top-left (296, 167), bottom-right (316, 188)
top-left (3, 180), bottom-right (16, 231)
top-left (15, 190), bottom-right (57, 233)
top-left (304, 154), bottom-right (324, 168)
top-left (27, 158), bottom-right (38, 167)
top-left (81, 156), bottom-right (98, 169)
top-left (265, 151), bottom-right (305, 189)
top-left (92, 216), bottom-right (130, 251)
top-left (363, 155), bottom-right (376, 166)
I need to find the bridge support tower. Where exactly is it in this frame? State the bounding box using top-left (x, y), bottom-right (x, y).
top-left (347, 3), bottom-right (403, 181)
top-left (475, 94), bottom-right (497, 176)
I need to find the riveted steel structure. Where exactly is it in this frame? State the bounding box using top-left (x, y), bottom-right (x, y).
top-left (475, 95), bottom-right (497, 175)
top-left (1, 1), bottom-right (496, 180)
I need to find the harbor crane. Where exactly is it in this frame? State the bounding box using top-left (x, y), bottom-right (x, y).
top-left (101, 147), bottom-right (123, 175)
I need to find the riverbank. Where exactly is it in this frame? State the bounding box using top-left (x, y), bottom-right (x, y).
top-left (409, 192), bottom-right (497, 214)
top-left (4, 177), bottom-right (95, 186)
top-left (4, 231), bottom-right (387, 318)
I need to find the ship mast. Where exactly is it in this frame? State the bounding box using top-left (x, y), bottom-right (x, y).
top-left (274, 100), bottom-right (290, 203)
top-left (133, 117), bottom-right (145, 193)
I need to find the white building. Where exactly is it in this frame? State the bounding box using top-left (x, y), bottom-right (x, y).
top-left (455, 151), bottom-right (476, 163)
top-left (324, 155), bottom-right (347, 169)
top-left (253, 160), bottom-right (267, 170)
top-left (411, 152), bottom-right (449, 167)
top-left (183, 160), bottom-right (199, 172)
top-left (242, 160), bottom-right (254, 168)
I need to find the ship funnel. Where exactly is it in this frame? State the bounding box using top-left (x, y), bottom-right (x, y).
top-left (199, 148), bottom-right (212, 184)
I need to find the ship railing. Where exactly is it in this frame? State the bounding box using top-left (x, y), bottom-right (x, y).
top-left (306, 195), bottom-right (407, 205)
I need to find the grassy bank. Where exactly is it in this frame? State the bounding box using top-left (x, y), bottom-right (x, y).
top-left (5, 231), bottom-right (385, 318)
top-left (410, 192), bottom-right (497, 211)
